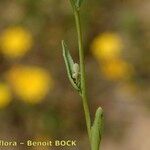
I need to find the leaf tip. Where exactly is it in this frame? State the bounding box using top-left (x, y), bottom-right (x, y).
top-left (61, 40), bottom-right (64, 45)
top-left (96, 107), bottom-right (103, 116)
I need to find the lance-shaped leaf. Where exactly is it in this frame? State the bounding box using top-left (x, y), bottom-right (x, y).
top-left (69, 0), bottom-right (84, 10)
top-left (62, 40), bottom-right (80, 91)
top-left (69, 0), bottom-right (76, 9)
top-left (75, 0), bottom-right (84, 8)
top-left (91, 107), bottom-right (104, 150)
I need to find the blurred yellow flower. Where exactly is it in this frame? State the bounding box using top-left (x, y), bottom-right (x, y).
top-left (91, 32), bottom-right (123, 60)
top-left (6, 66), bottom-right (54, 104)
top-left (0, 27), bottom-right (33, 58)
top-left (101, 59), bottom-right (133, 80)
top-left (0, 83), bottom-right (12, 108)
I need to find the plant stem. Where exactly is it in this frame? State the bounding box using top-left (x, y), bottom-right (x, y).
top-left (74, 9), bottom-right (91, 142)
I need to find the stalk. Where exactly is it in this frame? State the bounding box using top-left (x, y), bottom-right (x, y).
top-left (62, 1), bottom-right (104, 150)
top-left (74, 10), bottom-right (91, 141)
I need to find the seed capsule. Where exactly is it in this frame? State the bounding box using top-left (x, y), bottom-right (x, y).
top-left (73, 63), bottom-right (79, 73)
top-left (72, 63), bottom-right (80, 80)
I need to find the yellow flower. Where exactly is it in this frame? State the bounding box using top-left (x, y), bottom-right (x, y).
top-left (6, 66), bottom-right (54, 104)
top-left (0, 27), bottom-right (33, 58)
top-left (101, 59), bottom-right (133, 80)
top-left (0, 83), bottom-right (12, 108)
top-left (91, 32), bottom-right (123, 60)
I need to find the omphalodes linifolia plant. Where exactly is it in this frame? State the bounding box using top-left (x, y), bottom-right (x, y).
top-left (62, 1), bottom-right (104, 150)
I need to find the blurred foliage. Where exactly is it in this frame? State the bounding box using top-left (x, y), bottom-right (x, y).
top-left (0, 0), bottom-right (149, 149)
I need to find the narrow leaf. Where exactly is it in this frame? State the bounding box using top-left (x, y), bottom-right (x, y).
top-left (69, 0), bottom-right (84, 10)
top-left (91, 107), bottom-right (104, 150)
top-left (76, 0), bottom-right (84, 8)
top-left (62, 40), bottom-right (80, 91)
top-left (69, 0), bottom-right (76, 9)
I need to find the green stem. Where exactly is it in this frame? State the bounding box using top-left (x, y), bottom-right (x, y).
top-left (74, 9), bottom-right (91, 142)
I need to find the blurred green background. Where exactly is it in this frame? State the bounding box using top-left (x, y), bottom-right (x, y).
top-left (0, 0), bottom-right (150, 150)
